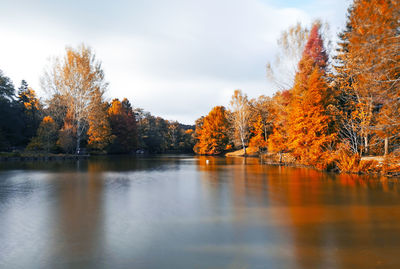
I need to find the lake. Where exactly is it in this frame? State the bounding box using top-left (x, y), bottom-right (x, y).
top-left (0, 155), bottom-right (400, 268)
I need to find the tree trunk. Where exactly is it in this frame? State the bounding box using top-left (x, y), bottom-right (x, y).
top-left (76, 135), bottom-right (81, 155)
top-left (241, 136), bottom-right (246, 156)
top-left (384, 137), bottom-right (389, 156)
top-left (264, 125), bottom-right (268, 141)
top-left (364, 136), bottom-right (368, 155)
top-left (76, 121), bottom-right (81, 154)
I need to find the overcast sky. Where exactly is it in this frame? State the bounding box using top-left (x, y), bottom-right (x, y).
top-left (0, 0), bottom-right (351, 124)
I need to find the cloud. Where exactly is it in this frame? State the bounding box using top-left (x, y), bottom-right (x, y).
top-left (0, 0), bottom-right (350, 124)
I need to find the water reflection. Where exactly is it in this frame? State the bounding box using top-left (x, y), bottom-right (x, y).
top-left (50, 163), bottom-right (106, 267)
top-left (197, 156), bottom-right (400, 268)
top-left (0, 156), bottom-right (400, 268)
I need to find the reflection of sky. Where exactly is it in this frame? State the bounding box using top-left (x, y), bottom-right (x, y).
top-left (0, 0), bottom-right (350, 124)
top-left (1, 157), bottom-right (400, 268)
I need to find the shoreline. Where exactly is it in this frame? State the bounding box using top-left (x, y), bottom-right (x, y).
top-left (2, 152), bottom-right (399, 178)
top-left (0, 153), bottom-right (90, 162)
top-left (224, 148), bottom-right (400, 178)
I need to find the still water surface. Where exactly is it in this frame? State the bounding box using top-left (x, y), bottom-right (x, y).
top-left (1, 156), bottom-right (400, 268)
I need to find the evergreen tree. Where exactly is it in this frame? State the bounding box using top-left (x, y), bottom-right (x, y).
top-left (17, 80), bottom-right (42, 145)
top-left (0, 70), bottom-right (24, 150)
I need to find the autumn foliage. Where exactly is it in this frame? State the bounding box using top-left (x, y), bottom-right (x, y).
top-left (194, 106), bottom-right (230, 155)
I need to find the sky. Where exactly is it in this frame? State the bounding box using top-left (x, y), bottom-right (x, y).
top-left (0, 0), bottom-right (351, 124)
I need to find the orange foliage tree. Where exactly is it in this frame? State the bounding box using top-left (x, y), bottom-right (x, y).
top-left (286, 23), bottom-right (336, 168)
top-left (268, 90), bottom-right (292, 159)
top-left (249, 95), bottom-right (274, 150)
top-left (87, 89), bottom-right (113, 151)
top-left (249, 115), bottom-right (268, 151)
top-left (194, 106), bottom-right (230, 155)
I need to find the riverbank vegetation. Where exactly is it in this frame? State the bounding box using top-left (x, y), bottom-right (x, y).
top-left (194, 0), bottom-right (400, 175)
top-left (0, 46), bottom-right (195, 155)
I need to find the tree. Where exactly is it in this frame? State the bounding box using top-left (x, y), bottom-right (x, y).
top-left (26, 116), bottom-right (58, 153)
top-left (268, 90), bottom-right (291, 161)
top-left (87, 89), bottom-right (113, 151)
top-left (167, 121), bottom-right (180, 148)
top-left (46, 94), bottom-right (68, 129)
top-left (266, 22), bottom-right (310, 90)
top-left (42, 44), bottom-right (108, 154)
top-left (334, 0), bottom-right (400, 155)
top-left (0, 70), bottom-right (24, 150)
top-left (108, 98), bottom-right (137, 153)
top-left (0, 70), bottom-right (15, 101)
top-left (286, 23), bottom-right (335, 169)
top-left (249, 115), bottom-right (268, 151)
top-left (249, 95), bottom-right (274, 145)
top-left (194, 106), bottom-right (230, 155)
top-left (229, 89), bottom-right (251, 155)
top-left (17, 80), bottom-right (42, 144)
top-left (57, 111), bottom-right (76, 153)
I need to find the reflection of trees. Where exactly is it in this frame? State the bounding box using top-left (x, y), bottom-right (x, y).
top-left (197, 156), bottom-right (400, 268)
top-left (272, 168), bottom-right (400, 268)
top-left (52, 162), bottom-right (105, 266)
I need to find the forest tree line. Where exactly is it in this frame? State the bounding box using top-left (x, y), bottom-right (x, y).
top-left (193, 0), bottom-right (400, 173)
top-left (0, 46), bottom-right (195, 155)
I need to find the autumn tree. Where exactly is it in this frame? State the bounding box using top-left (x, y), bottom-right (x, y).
top-left (286, 23), bottom-right (336, 168)
top-left (334, 0), bottom-right (400, 155)
top-left (194, 106), bottom-right (230, 155)
top-left (268, 90), bottom-right (292, 161)
top-left (87, 89), bottom-right (113, 151)
top-left (249, 115), bottom-right (268, 151)
top-left (229, 90), bottom-right (251, 155)
top-left (46, 94), bottom-right (68, 129)
top-left (108, 98), bottom-right (137, 153)
top-left (42, 44), bottom-right (108, 154)
top-left (57, 111), bottom-right (76, 153)
top-left (249, 95), bottom-right (274, 150)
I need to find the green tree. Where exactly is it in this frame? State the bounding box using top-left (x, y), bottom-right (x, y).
top-left (26, 116), bottom-right (58, 153)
